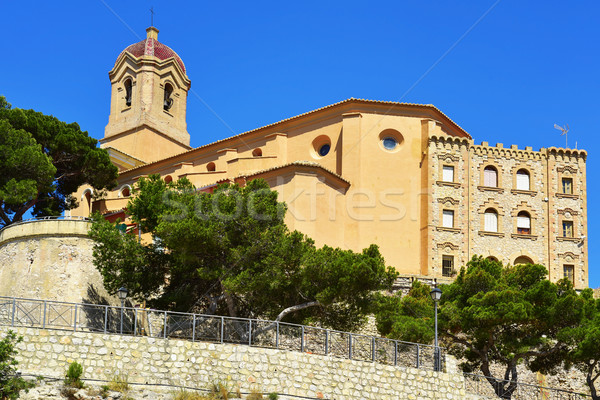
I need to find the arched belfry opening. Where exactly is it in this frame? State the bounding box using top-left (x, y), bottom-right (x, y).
top-left (124, 78), bottom-right (132, 107)
top-left (164, 83), bottom-right (174, 111)
top-left (102, 26), bottom-right (192, 166)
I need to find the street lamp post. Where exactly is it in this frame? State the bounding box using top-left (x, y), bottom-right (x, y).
top-left (430, 286), bottom-right (442, 372)
top-left (117, 286), bottom-right (128, 334)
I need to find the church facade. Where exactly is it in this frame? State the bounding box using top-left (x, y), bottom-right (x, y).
top-left (71, 27), bottom-right (589, 289)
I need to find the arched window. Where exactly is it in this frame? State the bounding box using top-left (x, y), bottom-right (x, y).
top-left (517, 211), bottom-right (531, 235)
top-left (252, 148), bottom-right (262, 157)
top-left (514, 256), bottom-right (533, 265)
top-left (118, 185), bottom-right (131, 198)
top-left (81, 188), bottom-right (94, 215)
top-left (207, 162), bottom-right (216, 172)
top-left (516, 169), bottom-right (530, 191)
top-left (483, 166), bottom-right (498, 187)
top-left (164, 83), bottom-right (174, 111)
top-left (164, 175), bottom-right (173, 184)
top-left (487, 256), bottom-right (499, 263)
top-left (484, 208), bottom-right (498, 232)
top-left (124, 78), bottom-right (132, 107)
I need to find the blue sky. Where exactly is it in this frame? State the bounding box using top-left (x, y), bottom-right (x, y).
top-left (2, 1), bottom-right (599, 286)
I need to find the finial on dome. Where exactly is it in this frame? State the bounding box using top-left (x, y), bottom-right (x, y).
top-left (146, 26), bottom-right (159, 40)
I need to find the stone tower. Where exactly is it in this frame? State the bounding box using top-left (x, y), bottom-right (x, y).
top-left (101, 27), bottom-right (192, 170)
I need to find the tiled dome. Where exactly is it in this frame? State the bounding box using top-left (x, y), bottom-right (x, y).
top-left (115, 27), bottom-right (186, 73)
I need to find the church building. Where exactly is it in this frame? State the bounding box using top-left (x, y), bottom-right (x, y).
top-left (71, 27), bottom-right (589, 289)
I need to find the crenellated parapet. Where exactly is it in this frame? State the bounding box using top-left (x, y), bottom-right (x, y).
top-left (472, 142), bottom-right (544, 161)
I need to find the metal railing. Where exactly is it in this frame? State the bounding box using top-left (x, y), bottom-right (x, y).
top-left (0, 296), bottom-right (443, 371)
top-left (464, 373), bottom-right (592, 400)
top-left (0, 216), bottom-right (89, 231)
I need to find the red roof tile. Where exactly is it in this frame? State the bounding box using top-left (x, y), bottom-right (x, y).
top-left (116, 38), bottom-right (185, 73)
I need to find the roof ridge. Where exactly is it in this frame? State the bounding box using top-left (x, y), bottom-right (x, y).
top-left (118, 98), bottom-right (470, 174)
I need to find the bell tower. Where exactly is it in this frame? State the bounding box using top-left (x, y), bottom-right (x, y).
top-left (102, 27), bottom-right (192, 169)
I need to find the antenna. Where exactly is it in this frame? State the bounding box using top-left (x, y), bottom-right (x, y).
top-left (150, 6), bottom-right (155, 27)
top-left (553, 123), bottom-right (569, 148)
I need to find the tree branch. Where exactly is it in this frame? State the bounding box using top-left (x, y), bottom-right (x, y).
top-left (445, 331), bottom-right (482, 358)
top-left (12, 197), bottom-right (38, 222)
top-left (0, 204), bottom-right (12, 226)
top-left (275, 301), bottom-right (321, 323)
top-left (251, 301), bottom-right (322, 338)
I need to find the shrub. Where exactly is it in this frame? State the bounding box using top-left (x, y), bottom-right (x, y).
top-left (107, 373), bottom-right (129, 393)
top-left (209, 381), bottom-right (235, 399)
top-left (267, 394), bottom-right (279, 400)
top-left (64, 361), bottom-right (84, 388)
top-left (246, 388), bottom-right (264, 400)
top-left (0, 330), bottom-right (35, 399)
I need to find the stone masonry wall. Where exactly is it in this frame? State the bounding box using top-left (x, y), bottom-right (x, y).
top-left (0, 220), bottom-right (117, 305)
top-left (427, 137), bottom-right (588, 290)
top-left (2, 326), bottom-right (488, 400)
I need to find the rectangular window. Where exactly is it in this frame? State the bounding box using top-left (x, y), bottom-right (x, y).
top-left (563, 265), bottom-right (574, 283)
top-left (562, 221), bottom-right (574, 237)
top-left (442, 166), bottom-right (454, 182)
top-left (484, 168), bottom-right (498, 187)
top-left (562, 178), bottom-right (573, 194)
top-left (442, 210), bottom-right (454, 228)
top-left (442, 256), bottom-right (454, 277)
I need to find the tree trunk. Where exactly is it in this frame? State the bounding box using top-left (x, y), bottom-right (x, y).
top-left (481, 362), bottom-right (518, 399)
top-left (586, 363), bottom-right (599, 400)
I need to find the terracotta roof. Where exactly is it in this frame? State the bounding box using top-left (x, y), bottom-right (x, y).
top-left (116, 38), bottom-right (185, 73)
top-left (241, 161), bottom-right (350, 185)
top-left (119, 98), bottom-right (471, 175)
top-left (197, 161), bottom-right (350, 189)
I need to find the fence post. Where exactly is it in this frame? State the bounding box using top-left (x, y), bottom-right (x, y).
top-left (134, 309), bottom-right (138, 336)
top-left (192, 315), bottom-right (196, 342)
top-left (372, 337), bottom-right (376, 362)
top-left (73, 305), bottom-right (77, 331)
top-left (276, 322), bottom-right (279, 349)
top-left (42, 301), bottom-right (47, 329)
top-left (220, 316), bottom-right (224, 344)
top-left (249, 320), bottom-right (252, 346)
top-left (394, 340), bottom-right (398, 366)
top-left (163, 311), bottom-right (168, 338)
top-left (11, 298), bottom-right (15, 327)
top-left (301, 326), bottom-right (305, 353)
top-left (104, 305), bottom-right (108, 334)
top-left (325, 330), bottom-right (329, 356)
top-left (416, 344), bottom-right (420, 369)
top-left (348, 333), bottom-right (353, 360)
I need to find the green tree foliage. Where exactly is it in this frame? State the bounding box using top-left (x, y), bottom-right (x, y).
top-left (374, 280), bottom-right (435, 344)
top-left (0, 330), bottom-right (34, 400)
top-left (550, 290), bottom-right (600, 399)
top-left (89, 175), bottom-right (397, 331)
top-left (64, 361), bottom-right (84, 389)
top-left (0, 96), bottom-right (118, 227)
top-left (440, 256), bottom-right (586, 399)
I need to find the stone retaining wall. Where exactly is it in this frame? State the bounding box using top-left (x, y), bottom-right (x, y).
top-left (1, 326), bottom-right (487, 400)
top-left (0, 220), bottom-right (116, 305)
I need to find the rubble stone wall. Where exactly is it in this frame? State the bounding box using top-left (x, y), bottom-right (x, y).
top-left (2, 326), bottom-right (488, 400)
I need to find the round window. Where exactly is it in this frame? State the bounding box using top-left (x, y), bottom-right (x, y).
top-left (378, 129), bottom-right (404, 153)
top-left (382, 137), bottom-right (398, 150)
top-left (319, 144), bottom-right (331, 157)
